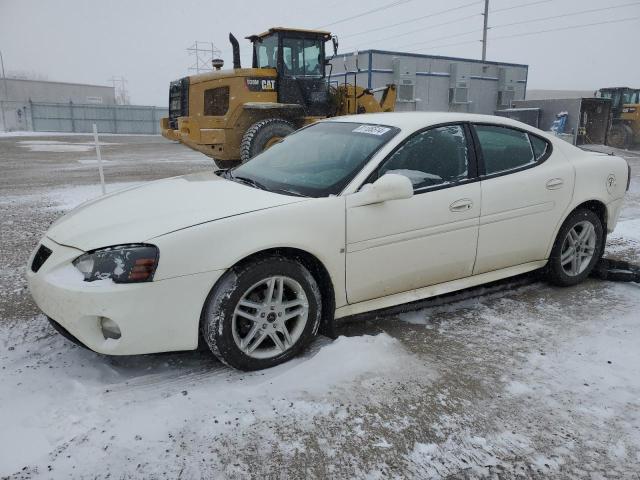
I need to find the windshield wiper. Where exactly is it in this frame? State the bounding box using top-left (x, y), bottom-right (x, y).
top-left (269, 188), bottom-right (309, 197)
top-left (230, 173), bottom-right (268, 191)
top-left (224, 170), bottom-right (308, 197)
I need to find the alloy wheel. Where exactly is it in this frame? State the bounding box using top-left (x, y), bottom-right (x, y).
top-left (560, 220), bottom-right (597, 277)
top-left (231, 276), bottom-right (309, 359)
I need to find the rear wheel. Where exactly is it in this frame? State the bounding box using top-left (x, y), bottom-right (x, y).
top-left (546, 208), bottom-right (604, 286)
top-left (607, 123), bottom-right (632, 149)
top-left (201, 256), bottom-right (321, 370)
top-left (240, 118), bottom-right (295, 163)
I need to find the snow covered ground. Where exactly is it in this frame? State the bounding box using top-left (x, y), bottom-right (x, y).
top-left (1, 137), bottom-right (639, 478)
top-left (17, 140), bottom-right (121, 153)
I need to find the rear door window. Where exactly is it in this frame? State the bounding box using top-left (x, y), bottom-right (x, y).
top-left (474, 125), bottom-right (536, 175)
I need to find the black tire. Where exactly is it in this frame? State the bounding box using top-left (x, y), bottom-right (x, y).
top-left (546, 208), bottom-right (604, 287)
top-left (201, 256), bottom-right (322, 370)
top-left (240, 118), bottom-right (295, 163)
top-left (607, 123), bottom-right (632, 149)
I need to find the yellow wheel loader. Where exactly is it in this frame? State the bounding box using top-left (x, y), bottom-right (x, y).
top-left (161, 27), bottom-right (396, 166)
top-left (598, 87), bottom-right (640, 149)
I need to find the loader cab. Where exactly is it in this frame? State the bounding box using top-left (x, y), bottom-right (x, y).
top-left (249, 28), bottom-right (333, 116)
top-left (598, 87), bottom-right (640, 118)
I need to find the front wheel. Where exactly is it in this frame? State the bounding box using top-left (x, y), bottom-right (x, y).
top-left (546, 208), bottom-right (604, 286)
top-left (607, 123), bottom-right (632, 149)
top-left (201, 256), bottom-right (322, 370)
top-left (240, 118), bottom-right (295, 163)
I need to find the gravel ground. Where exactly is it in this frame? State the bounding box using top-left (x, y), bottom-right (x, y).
top-left (1, 133), bottom-right (639, 479)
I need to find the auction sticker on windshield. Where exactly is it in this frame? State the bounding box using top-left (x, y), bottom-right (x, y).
top-left (352, 125), bottom-right (391, 135)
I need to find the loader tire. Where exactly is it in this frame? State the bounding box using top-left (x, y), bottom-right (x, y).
top-left (240, 118), bottom-right (295, 163)
top-left (607, 123), bottom-right (632, 149)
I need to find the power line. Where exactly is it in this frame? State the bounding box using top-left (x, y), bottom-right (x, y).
top-left (394, 28), bottom-right (481, 51)
top-left (341, 0), bottom-right (482, 39)
top-left (337, 0), bottom-right (570, 54)
top-left (340, 12), bottom-right (481, 51)
top-left (490, 0), bottom-right (553, 13)
top-left (404, 15), bottom-right (640, 53)
top-left (490, 1), bottom-right (640, 30)
top-left (491, 15), bottom-right (640, 40)
top-left (317, 0), bottom-right (415, 29)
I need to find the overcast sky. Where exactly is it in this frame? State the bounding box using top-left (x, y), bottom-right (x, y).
top-left (1, 0), bottom-right (638, 106)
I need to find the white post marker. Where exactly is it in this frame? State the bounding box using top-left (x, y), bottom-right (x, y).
top-left (92, 123), bottom-right (106, 195)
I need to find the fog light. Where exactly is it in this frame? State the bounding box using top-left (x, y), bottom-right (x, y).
top-left (99, 317), bottom-right (121, 340)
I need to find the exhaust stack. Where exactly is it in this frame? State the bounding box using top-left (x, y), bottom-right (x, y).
top-left (229, 33), bottom-right (241, 69)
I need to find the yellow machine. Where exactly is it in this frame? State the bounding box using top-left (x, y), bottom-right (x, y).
top-left (598, 87), bottom-right (640, 149)
top-left (161, 27), bottom-right (396, 166)
top-left (613, 103), bottom-right (640, 148)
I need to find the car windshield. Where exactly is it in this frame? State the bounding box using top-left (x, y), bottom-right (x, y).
top-left (229, 122), bottom-right (399, 197)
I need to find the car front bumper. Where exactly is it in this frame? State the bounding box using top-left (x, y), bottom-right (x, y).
top-left (26, 237), bottom-right (224, 355)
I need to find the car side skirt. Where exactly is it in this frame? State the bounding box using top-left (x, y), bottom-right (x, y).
top-left (334, 260), bottom-right (548, 319)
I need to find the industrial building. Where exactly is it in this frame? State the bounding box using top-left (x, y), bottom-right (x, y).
top-left (329, 49), bottom-right (528, 115)
top-left (0, 78), bottom-right (116, 132)
top-left (3, 78), bottom-right (116, 105)
top-left (0, 78), bottom-right (166, 134)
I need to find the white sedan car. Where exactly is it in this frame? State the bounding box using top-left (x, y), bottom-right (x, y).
top-left (27, 113), bottom-right (629, 370)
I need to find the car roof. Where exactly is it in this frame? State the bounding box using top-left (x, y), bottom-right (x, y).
top-left (324, 111), bottom-right (534, 132)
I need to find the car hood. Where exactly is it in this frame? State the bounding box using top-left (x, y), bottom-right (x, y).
top-left (46, 172), bottom-right (307, 251)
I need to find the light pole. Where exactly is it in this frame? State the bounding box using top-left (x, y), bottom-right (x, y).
top-left (481, 0), bottom-right (489, 62)
top-left (0, 50), bottom-right (7, 131)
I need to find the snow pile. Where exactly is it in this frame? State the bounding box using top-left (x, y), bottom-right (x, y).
top-left (251, 334), bottom-right (415, 396)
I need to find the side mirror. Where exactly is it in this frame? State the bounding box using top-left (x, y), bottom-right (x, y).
top-left (349, 174), bottom-right (413, 207)
top-left (331, 35), bottom-right (339, 57)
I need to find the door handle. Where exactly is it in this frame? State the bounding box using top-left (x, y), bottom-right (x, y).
top-left (546, 178), bottom-right (564, 190)
top-left (449, 199), bottom-right (473, 212)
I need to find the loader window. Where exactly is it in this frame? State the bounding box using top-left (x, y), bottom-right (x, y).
top-left (257, 35), bottom-right (278, 69)
top-left (281, 37), bottom-right (324, 77)
top-left (204, 87), bottom-right (229, 116)
top-left (622, 90), bottom-right (639, 104)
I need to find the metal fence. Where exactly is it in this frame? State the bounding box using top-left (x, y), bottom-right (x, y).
top-left (0, 100), bottom-right (168, 134)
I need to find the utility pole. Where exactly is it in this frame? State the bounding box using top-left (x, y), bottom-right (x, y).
top-left (481, 0), bottom-right (489, 62)
top-left (0, 50), bottom-right (8, 131)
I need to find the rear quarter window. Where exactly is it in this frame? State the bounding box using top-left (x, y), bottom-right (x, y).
top-left (529, 134), bottom-right (550, 161)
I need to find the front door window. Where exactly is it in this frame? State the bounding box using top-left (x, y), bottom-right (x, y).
top-left (378, 124), bottom-right (470, 191)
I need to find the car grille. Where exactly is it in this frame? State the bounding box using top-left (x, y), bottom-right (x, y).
top-left (31, 244), bottom-right (52, 273)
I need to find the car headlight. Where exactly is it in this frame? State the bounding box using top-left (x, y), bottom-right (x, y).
top-left (73, 244), bottom-right (159, 283)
